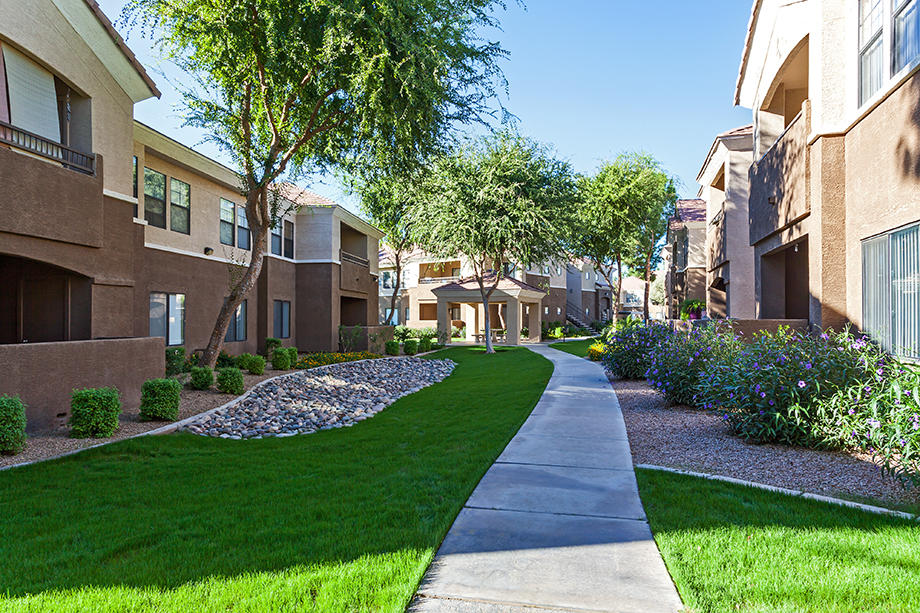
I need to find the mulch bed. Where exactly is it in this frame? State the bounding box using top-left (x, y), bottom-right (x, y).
top-left (613, 377), bottom-right (920, 508)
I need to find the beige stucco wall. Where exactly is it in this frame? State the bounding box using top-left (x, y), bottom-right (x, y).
top-left (0, 0), bottom-right (147, 196)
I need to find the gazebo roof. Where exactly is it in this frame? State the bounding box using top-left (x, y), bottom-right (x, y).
top-left (431, 275), bottom-right (547, 301)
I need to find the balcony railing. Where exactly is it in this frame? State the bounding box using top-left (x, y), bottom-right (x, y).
top-left (419, 276), bottom-right (460, 284)
top-left (0, 120), bottom-right (95, 175)
top-left (340, 249), bottom-right (369, 267)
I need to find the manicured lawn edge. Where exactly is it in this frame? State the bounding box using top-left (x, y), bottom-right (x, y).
top-left (637, 464), bottom-right (917, 520)
top-left (548, 337), bottom-right (597, 358)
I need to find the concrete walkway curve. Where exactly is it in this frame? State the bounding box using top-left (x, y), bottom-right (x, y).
top-left (410, 344), bottom-right (683, 613)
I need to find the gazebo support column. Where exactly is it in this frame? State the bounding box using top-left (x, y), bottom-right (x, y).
top-left (505, 298), bottom-right (521, 345)
top-left (528, 301), bottom-right (541, 342)
top-left (436, 297), bottom-right (451, 345)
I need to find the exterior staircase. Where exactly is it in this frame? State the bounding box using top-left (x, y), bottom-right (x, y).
top-left (565, 300), bottom-right (591, 329)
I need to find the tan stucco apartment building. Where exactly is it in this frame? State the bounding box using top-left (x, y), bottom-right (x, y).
top-left (0, 0), bottom-right (382, 430)
top-left (664, 199), bottom-right (708, 318)
top-left (698, 125), bottom-right (757, 319)
top-left (737, 0), bottom-right (919, 359)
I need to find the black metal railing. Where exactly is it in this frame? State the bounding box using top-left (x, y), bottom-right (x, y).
top-left (0, 120), bottom-right (95, 175)
top-left (340, 249), bottom-right (369, 267)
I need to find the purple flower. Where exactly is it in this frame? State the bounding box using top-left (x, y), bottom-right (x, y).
top-left (805, 363), bottom-right (812, 370)
top-left (797, 380), bottom-right (807, 388)
top-left (867, 418), bottom-right (881, 429)
top-left (848, 408), bottom-right (856, 415)
top-left (760, 392), bottom-right (766, 398)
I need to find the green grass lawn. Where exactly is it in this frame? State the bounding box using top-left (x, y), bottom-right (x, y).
top-left (636, 468), bottom-right (920, 613)
top-left (548, 338), bottom-right (595, 358)
top-left (0, 347), bottom-right (552, 612)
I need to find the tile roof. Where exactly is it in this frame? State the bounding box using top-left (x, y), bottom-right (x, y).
top-left (275, 183), bottom-right (338, 207)
top-left (718, 124), bottom-right (754, 138)
top-left (669, 198), bottom-right (707, 232)
top-left (434, 274), bottom-right (546, 294)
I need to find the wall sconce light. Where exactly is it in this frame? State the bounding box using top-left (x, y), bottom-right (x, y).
top-left (204, 247), bottom-right (214, 255)
top-left (794, 243), bottom-right (799, 253)
top-left (768, 196), bottom-right (777, 205)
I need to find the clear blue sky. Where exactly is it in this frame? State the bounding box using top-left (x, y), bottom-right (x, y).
top-left (99, 0), bottom-right (753, 209)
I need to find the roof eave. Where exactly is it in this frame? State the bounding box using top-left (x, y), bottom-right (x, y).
top-left (734, 0), bottom-right (763, 107)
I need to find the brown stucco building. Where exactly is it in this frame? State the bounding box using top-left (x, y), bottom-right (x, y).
top-left (0, 0), bottom-right (381, 431)
top-left (736, 0), bottom-right (920, 359)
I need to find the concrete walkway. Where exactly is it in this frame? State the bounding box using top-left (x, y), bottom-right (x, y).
top-left (410, 345), bottom-right (683, 613)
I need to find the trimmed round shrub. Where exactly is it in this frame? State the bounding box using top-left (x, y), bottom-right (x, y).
top-left (70, 387), bottom-right (121, 438)
top-left (247, 355), bottom-right (266, 375)
top-left (216, 350), bottom-right (237, 369)
top-left (418, 337), bottom-right (432, 353)
top-left (385, 340), bottom-right (400, 356)
top-left (0, 395), bottom-right (27, 454)
top-left (140, 378), bottom-right (181, 421)
top-left (286, 346), bottom-right (298, 366)
top-left (602, 321), bottom-right (672, 379)
top-left (236, 353), bottom-right (256, 372)
top-left (271, 348), bottom-right (291, 370)
top-left (165, 347), bottom-right (187, 376)
top-left (264, 337), bottom-right (283, 356)
top-left (216, 367), bottom-right (245, 395)
top-left (189, 366), bottom-right (214, 390)
top-left (403, 339), bottom-right (419, 355)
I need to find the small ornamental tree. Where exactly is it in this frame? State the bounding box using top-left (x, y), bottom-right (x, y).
top-left (124, 0), bottom-right (509, 367)
top-left (410, 132), bottom-right (576, 353)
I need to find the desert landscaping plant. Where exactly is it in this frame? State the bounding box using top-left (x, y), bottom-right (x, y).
top-left (264, 337), bottom-right (282, 356)
top-left (0, 395), bottom-right (27, 454)
top-left (140, 378), bottom-right (182, 421)
top-left (69, 387), bottom-right (121, 438)
top-left (216, 368), bottom-right (244, 396)
top-left (286, 347), bottom-right (298, 366)
top-left (247, 355), bottom-right (266, 375)
top-left (271, 348), bottom-right (291, 370)
top-left (385, 340), bottom-right (401, 356)
top-left (603, 320), bottom-right (673, 379)
top-left (189, 366), bottom-right (214, 390)
top-left (165, 347), bottom-right (187, 376)
top-left (403, 339), bottom-right (419, 355)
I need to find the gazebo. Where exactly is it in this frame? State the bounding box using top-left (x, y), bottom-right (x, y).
top-left (431, 277), bottom-right (546, 345)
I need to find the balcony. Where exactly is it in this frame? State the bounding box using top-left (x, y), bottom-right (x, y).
top-left (749, 101), bottom-right (810, 245)
top-left (419, 276), bottom-right (460, 284)
top-left (340, 249), bottom-right (369, 267)
top-left (340, 249), bottom-right (370, 294)
top-left (0, 120), bottom-right (95, 175)
top-left (708, 213), bottom-right (727, 269)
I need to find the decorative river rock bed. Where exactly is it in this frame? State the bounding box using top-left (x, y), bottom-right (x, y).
top-left (183, 357), bottom-right (456, 439)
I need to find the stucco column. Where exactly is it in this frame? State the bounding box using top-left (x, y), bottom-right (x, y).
top-left (528, 301), bottom-right (541, 342)
top-left (436, 297), bottom-right (450, 344)
top-left (505, 297), bottom-right (520, 345)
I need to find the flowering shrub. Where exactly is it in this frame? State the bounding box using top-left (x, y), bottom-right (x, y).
top-left (602, 321), bottom-right (672, 379)
top-left (294, 352), bottom-right (382, 369)
top-left (586, 340), bottom-right (605, 361)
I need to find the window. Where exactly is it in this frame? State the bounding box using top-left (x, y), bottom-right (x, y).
top-left (170, 178), bottom-right (190, 235)
top-left (862, 223), bottom-right (919, 359)
top-left (544, 306), bottom-right (549, 315)
top-left (271, 222), bottom-right (282, 256)
top-left (225, 299), bottom-right (247, 342)
top-left (382, 271), bottom-right (393, 289)
top-left (132, 156), bottom-right (138, 217)
top-left (556, 307), bottom-right (561, 315)
top-left (894, 0), bottom-right (920, 72)
top-left (143, 167), bottom-right (167, 229)
top-left (273, 300), bottom-right (291, 338)
top-left (405, 306), bottom-right (410, 322)
top-left (149, 292), bottom-right (185, 346)
top-left (384, 308), bottom-right (395, 325)
top-left (859, 0), bottom-right (884, 105)
top-left (237, 206), bottom-right (250, 250)
top-left (219, 198), bottom-right (235, 246)
top-left (283, 220), bottom-right (294, 258)
top-left (451, 267), bottom-right (461, 277)
top-left (542, 265), bottom-right (550, 275)
top-left (556, 266), bottom-right (562, 275)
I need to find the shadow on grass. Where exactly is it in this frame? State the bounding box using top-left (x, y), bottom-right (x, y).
top-left (0, 347), bottom-right (552, 609)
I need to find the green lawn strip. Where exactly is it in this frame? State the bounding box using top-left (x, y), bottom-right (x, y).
top-left (636, 468), bottom-right (920, 613)
top-left (548, 338), bottom-right (595, 358)
top-left (0, 347), bottom-right (552, 612)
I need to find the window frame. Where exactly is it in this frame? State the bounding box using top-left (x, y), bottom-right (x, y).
top-left (132, 156), bottom-right (138, 217)
top-left (143, 167), bottom-right (167, 229)
top-left (149, 291), bottom-right (185, 346)
top-left (892, 0), bottom-right (920, 73)
top-left (225, 299), bottom-right (247, 343)
top-left (219, 198), bottom-right (235, 246)
top-left (270, 222), bottom-right (283, 256)
top-left (859, 0), bottom-right (885, 106)
top-left (283, 220), bottom-right (294, 259)
top-left (237, 206), bottom-right (251, 251)
top-left (273, 299), bottom-right (291, 339)
top-left (169, 177), bottom-right (191, 235)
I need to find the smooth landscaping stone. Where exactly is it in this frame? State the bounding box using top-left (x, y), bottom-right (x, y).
top-left (497, 433), bottom-right (634, 470)
top-left (417, 508), bottom-right (682, 613)
top-left (466, 463), bottom-right (646, 520)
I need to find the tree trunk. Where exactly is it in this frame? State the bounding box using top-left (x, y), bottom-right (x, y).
top-left (643, 251), bottom-right (652, 321)
top-left (200, 192), bottom-right (267, 368)
top-left (481, 291), bottom-right (493, 353)
top-left (388, 254), bottom-right (402, 325)
top-left (613, 253), bottom-right (623, 319)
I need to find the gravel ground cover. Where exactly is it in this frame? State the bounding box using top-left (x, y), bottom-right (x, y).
top-left (184, 357), bottom-right (455, 438)
top-left (614, 378), bottom-right (920, 508)
top-left (0, 371), bottom-right (286, 469)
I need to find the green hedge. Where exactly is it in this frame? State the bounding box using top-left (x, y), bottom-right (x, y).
top-left (165, 347), bottom-right (186, 376)
top-left (140, 378), bottom-right (181, 421)
top-left (403, 339), bottom-right (419, 355)
top-left (217, 368), bottom-right (244, 395)
top-left (385, 340), bottom-right (400, 356)
top-left (236, 353), bottom-right (257, 372)
top-left (189, 366), bottom-right (213, 390)
top-left (419, 337), bottom-right (432, 353)
top-left (286, 346), bottom-right (298, 366)
top-left (247, 355), bottom-right (266, 375)
top-left (0, 395), bottom-right (26, 454)
top-left (271, 348), bottom-right (291, 370)
top-left (264, 337), bottom-right (282, 355)
top-left (70, 387), bottom-right (121, 438)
